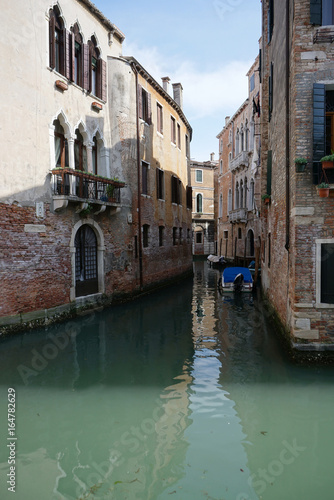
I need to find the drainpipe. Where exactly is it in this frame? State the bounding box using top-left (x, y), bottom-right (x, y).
top-left (132, 62), bottom-right (143, 289)
top-left (285, 0), bottom-right (290, 251)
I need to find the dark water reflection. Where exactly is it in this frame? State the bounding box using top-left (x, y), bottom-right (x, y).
top-left (0, 262), bottom-right (334, 499)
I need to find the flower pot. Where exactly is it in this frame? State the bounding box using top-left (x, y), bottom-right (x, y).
top-left (263, 197), bottom-right (270, 204)
top-left (296, 163), bottom-right (306, 172)
top-left (321, 161), bottom-right (334, 169)
top-left (318, 188), bottom-right (329, 198)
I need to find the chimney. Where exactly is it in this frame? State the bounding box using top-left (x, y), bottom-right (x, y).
top-left (225, 116), bottom-right (230, 125)
top-left (161, 76), bottom-right (170, 94)
top-left (172, 83), bottom-right (183, 109)
top-left (210, 152), bottom-right (215, 162)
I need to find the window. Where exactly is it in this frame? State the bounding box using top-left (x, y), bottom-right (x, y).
top-left (235, 130), bottom-right (240, 155)
top-left (268, 0), bottom-right (274, 43)
top-left (250, 73), bottom-right (255, 92)
top-left (171, 116), bottom-right (176, 144)
top-left (143, 225), bottom-right (149, 248)
top-left (54, 120), bottom-right (69, 168)
top-left (219, 194), bottom-right (223, 218)
top-left (250, 179), bottom-right (255, 210)
top-left (187, 228), bottom-right (191, 243)
top-left (92, 137), bottom-right (98, 175)
top-left (139, 87), bottom-right (151, 124)
top-left (157, 103), bottom-right (163, 134)
top-left (196, 232), bottom-right (203, 244)
top-left (156, 168), bottom-right (164, 200)
top-left (171, 175), bottom-right (181, 204)
top-left (196, 193), bottom-right (203, 213)
top-left (159, 226), bottom-right (164, 247)
top-left (269, 62), bottom-right (274, 121)
top-left (74, 129), bottom-right (87, 172)
top-left (186, 185), bottom-right (192, 209)
top-left (267, 151), bottom-right (272, 195)
top-left (196, 170), bottom-right (203, 183)
top-left (179, 228), bottom-right (182, 244)
top-left (224, 230), bottom-right (228, 239)
top-left (88, 36), bottom-right (106, 100)
top-left (220, 160), bottom-right (223, 174)
top-left (240, 180), bottom-right (244, 208)
top-left (177, 123), bottom-right (181, 149)
top-left (238, 228), bottom-right (242, 240)
top-left (235, 182), bottom-right (239, 209)
top-left (142, 161), bottom-right (149, 195)
top-left (49, 7), bottom-right (65, 75)
top-left (228, 189), bottom-right (232, 213)
top-left (316, 240), bottom-right (334, 304)
top-left (71, 24), bottom-right (83, 87)
top-left (311, 0), bottom-right (334, 25)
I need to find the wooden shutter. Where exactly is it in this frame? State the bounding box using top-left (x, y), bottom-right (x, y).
top-left (313, 83), bottom-right (326, 184)
top-left (83, 44), bottom-right (90, 90)
top-left (138, 85), bottom-right (143, 120)
top-left (100, 59), bottom-right (107, 101)
top-left (310, 0), bottom-right (322, 25)
top-left (70, 31), bottom-right (75, 81)
top-left (49, 15), bottom-right (56, 69)
top-left (64, 30), bottom-right (71, 80)
top-left (267, 150), bottom-right (272, 196)
top-left (147, 92), bottom-right (152, 125)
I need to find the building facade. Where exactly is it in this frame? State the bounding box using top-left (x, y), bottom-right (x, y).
top-left (0, 0), bottom-right (192, 331)
top-left (216, 57), bottom-right (261, 268)
top-left (260, 0), bottom-right (334, 346)
top-left (190, 155), bottom-right (218, 256)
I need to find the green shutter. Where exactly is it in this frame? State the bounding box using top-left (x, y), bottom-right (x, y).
top-left (310, 0), bottom-right (322, 25)
top-left (267, 150), bottom-right (272, 196)
top-left (313, 83), bottom-right (326, 184)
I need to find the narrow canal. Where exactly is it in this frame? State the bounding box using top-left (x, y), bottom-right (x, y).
top-left (1, 262), bottom-right (334, 500)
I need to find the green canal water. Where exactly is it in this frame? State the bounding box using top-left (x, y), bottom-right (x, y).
top-left (1, 262), bottom-right (334, 500)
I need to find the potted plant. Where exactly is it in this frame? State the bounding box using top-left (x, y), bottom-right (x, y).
top-left (295, 157), bottom-right (308, 172)
top-left (106, 184), bottom-right (115, 201)
top-left (262, 194), bottom-right (271, 204)
top-left (317, 182), bottom-right (330, 198)
top-left (320, 154), bottom-right (334, 169)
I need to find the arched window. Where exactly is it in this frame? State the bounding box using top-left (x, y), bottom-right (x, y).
top-left (247, 230), bottom-right (255, 257)
top-left (245, 120), bottom-right (249, 151)
top-left (196, 193), bottom-right (203, 213)
top-left (244, 178), bottom-right (248, 208)
top-left (250, 179), bottom-right (255, 210)
top-left (71, 24), bottom-right (83, 87)
top-left (92, 136), bottom-right (98, 175)
top-left (54, 119), bottom-right (68, 168)
top-left (228, 188), bottom-right (232, 213)
top-left (75, 225), bottom-right (98, 297)
top-left (235, 182), bottom-right (239, 209)
top-left (235, 129), bottom-right (240, 155)
top-left (250, 117), bottom-right (255, 151)
top-left (74, 129), bottom-right (87, 172)
top-left (88, 36), bottom-right (106, 100)
top-left (240, 125), bottom-right (244, 152)
top-left (219, 194), bottom-right (223, 218)
top-left (49, 7), bottom-right (65, 75)
top-left (240, 180), bottom-right (244, 208)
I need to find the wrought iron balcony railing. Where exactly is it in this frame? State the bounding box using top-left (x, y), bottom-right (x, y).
top-left (51, 168), bottom-right (125, 205)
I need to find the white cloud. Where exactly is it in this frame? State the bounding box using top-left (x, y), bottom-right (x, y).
top-left (123, 41), bottom-right (252, 121)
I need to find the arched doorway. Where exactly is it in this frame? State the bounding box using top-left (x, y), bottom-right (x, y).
top-left (247, 229), bottom-right (255, 257)
top-left (75, 225), bottom-right (98, 297)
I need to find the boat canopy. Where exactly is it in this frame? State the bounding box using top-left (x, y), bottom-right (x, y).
top-left (222, 267), bottom-right (253, 284)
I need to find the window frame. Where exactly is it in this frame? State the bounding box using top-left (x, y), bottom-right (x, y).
top-left (316, 239), bottom-right (334, 307)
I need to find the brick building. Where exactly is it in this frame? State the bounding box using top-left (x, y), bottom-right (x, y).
top-left (216, 57), bottom-right (261, 268)
top-left (190, 155), bottom-right (218, 256)
top-left (0, 0), bottom-right (192, 331)
top-left (261, 0), bottom-right (334, 346)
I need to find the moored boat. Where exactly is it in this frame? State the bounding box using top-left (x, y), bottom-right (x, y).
top-left (218, 266), bottom-right (253, 293)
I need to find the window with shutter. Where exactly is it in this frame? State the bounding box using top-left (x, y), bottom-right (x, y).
top-left (139, 87), bottom-right (151, 124)
top-left (267, 150), bottom-right (272, 196)
top-left (313, 83), bottom-right (326, 184)
top-left (156, 168), bottom-right (164, 200)
top-left (171, 117), bottom-right (176, 144)
top-left (142, 161), bottom-right (149, 195)
top-left (268, 0), bottom-right (274, 43)
top-left (49, 8), bottom-right (65, 75)
top-left (157, 103), bottom-right (163, 134)
top-left (71, 24), bottom-right (83, 86)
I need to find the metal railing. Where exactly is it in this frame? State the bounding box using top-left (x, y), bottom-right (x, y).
top-left (51, 168), bottom-right (124, 204)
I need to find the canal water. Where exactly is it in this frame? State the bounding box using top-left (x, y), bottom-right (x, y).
top-left (1, 262), bottom-right (334, 500)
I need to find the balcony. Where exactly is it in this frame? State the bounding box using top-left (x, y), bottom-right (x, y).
top-left (230, 151), bottom-right (249, 172)
top-left (51, 168), bottom-right (125, 213)
top-left (228, 208), bottom-right (247, 223)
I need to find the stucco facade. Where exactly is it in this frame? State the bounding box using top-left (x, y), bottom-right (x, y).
top-left (0, 0), bottom-right (192, 331)
top-left (191, 157), bottom-right (218, 256)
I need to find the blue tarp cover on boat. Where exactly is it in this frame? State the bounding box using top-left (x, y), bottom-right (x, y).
top-left (223, 267), bottom-right (253, 283)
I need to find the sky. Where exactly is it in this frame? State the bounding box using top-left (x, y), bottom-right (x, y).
top-left (93, 0), bottom-right (262, 161)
